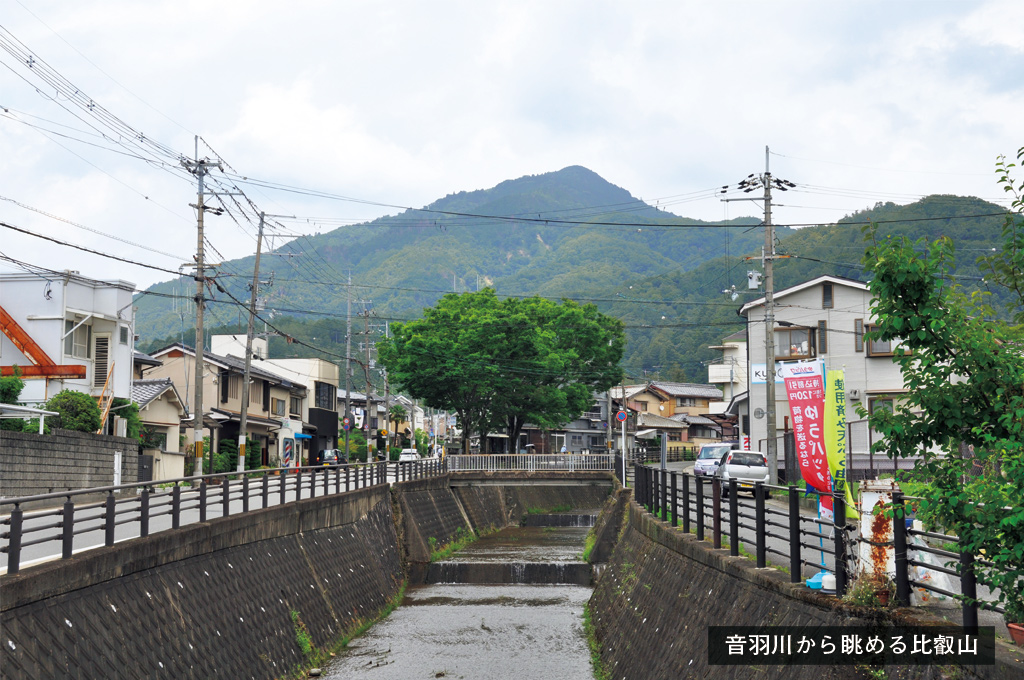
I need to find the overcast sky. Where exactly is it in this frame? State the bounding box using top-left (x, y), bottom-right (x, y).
top-left (2, 0), bottom-right (1021, 290)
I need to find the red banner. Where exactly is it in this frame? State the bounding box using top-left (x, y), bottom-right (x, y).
top-left (780, 361), bottom-right (832, 505)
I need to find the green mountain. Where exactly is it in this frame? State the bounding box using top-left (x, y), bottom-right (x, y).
top-left (136, 168), bottom-right (1010, 387)
top-left (135, 165), bottom-right (771, 343)
top-left (606, 194), bottom-right (1011, 380)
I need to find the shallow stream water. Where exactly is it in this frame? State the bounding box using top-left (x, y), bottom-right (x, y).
top-left (323, 526), bottom-right (595, 680)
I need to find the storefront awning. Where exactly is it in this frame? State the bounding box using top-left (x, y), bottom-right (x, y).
top-left (294, 433), bottom-right (313, 440)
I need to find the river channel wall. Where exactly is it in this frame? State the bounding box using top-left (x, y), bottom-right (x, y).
top-left (449, 470), bottom-right (613, 531)
top-left (589, 501), bottom-right (1024, 680)
top-left (0, 484), bottom-right (404, 680)
top-left (0, 472), bottom-right (614, 679)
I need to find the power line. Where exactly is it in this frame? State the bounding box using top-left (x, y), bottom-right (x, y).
top-left (0, 221), bottom-right (188, 276)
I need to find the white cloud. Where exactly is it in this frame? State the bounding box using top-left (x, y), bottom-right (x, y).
top-left (1, 0), bottom-right (1021, 289)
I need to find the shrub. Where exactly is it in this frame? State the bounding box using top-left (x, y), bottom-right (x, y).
top-left (45, 390), bottom-right (102, 433)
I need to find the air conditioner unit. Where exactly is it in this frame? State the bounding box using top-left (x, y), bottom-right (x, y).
top-left (848, 389), bottom-right (862, 401)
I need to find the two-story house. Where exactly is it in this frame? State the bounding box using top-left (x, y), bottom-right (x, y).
top-left (1, 271), bottom-right (135, 411)
top-left (147, 343), bottom-right (307, 467)
top-left (610, 382), bottom-right (724, 444)
top-left (739, 274), bottom-right (907, 462)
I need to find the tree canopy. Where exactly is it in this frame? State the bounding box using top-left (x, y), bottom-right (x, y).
top-left (377, 289), bottom-right (624, 453)
top-left (862, 148), bottom-right (1024, 623)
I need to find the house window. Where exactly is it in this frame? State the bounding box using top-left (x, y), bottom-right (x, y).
top-left (272, 398), bottom-right (286, 416)
top-left (589, 436), bottom-right (605, 448)
top-left (314, 381), bottom-right (336, 410)
top-left (250, 381), bottom-right (263, 405)
top-left (638, 402), bottom-right (648, 412)
top-left (817, 320), bottom-right (828, 354)
top-left (119, 326), bottom-right (130, 345)
top-left (822, 283), bottom-right (834, 309)
top-left (64, 320), bottom-right (91, 359)
top-left (668, 431), bottom-right (682, 441)
top-left (869, 396), bottom-right (895, 416)
top-left (774, 327), bottom-right (814, 360)
top-left (675, 397), bottom-right (697, 408)
top-left (570, 434), bottom-right (583, 445)
top-left (228, 374), bottom-right (241, 400)
top-left (865, 324), bottom-right (894, 357)
top-left (854, 319), bottom-right (864, 352)
top-left (694, 426), bottom-right (717, 439)
top-left (290, 396), bottom-right (302, 415)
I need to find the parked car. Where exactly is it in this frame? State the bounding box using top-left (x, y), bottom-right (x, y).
top-left (714, 450), bottom-right (769, 496)
top-left (398, 448), bottom-right (420, 463)
top-left (320, 449), bottom-right (348, 466)
top-left (693, 443), bottom-right (735, 477)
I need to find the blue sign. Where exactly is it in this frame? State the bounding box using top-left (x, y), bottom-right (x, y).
top-left (615, 410), bottom-right (627, 422)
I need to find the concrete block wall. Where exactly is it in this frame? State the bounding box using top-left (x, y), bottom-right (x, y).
top-left (0, 429), bottom-right (138, 500)
top-left (0, 486), bottom-right (403, 680)
top-left (588, 501), bottom-right (1024, 680)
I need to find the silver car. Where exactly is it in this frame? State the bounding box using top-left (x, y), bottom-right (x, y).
top-left (693, 443), bottom-right (734, 477)
top-left (714, 450), bottom-right (770, 496)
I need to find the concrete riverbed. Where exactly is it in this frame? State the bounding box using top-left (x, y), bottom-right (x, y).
top-left (323, 526), bottom-right (595, 679)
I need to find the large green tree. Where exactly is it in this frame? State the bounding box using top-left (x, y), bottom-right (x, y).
top-left (862, 148), bottom-right (1024, 623)
top-left (377, 289), bottom-right (624, 453)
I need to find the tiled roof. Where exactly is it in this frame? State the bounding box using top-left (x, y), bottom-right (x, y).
top-left (150, 343), bottom-right (306, 389)
top-left (132, 378), bottom-right (181, 410)
top-left (637, 412), bottom-right (686, 429)
top-left (721, 329), bottom-right (747, 342)
top-left (669, 413), bottom-right (718, 426)
top-left (133, 351), bottom-right (161, 367)
top-left (649, 382), bottom-right (723, 399)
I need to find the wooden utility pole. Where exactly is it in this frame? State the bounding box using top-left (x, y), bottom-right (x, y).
top-left (182, 152), bottom-right (220, 479)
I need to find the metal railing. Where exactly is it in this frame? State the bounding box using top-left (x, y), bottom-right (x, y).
top-left (446, 453), bottom-right (615, 472)
top-left (891, 491), bottom-right (1004, 627)
top-left (633, 463), bottom-right (847, 592)
top-left (632, 464), bottom-right (1004, 624)
top-left (0, 459), bottom-right (446, 574)
top-left (628, 445), bottom-right (698, 464)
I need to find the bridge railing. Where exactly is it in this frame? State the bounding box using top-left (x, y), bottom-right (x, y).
top-left (446, 453), bottom-right (615, 472)
top-left (0, 458), bottom-right (446, 575)
top-left (632, 464), bottom-right (1004, 625)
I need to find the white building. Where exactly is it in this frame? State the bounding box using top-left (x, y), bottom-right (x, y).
top-left (1, 271), bottom-right (135, 407)
top-left (707, 328), bottom-right (747, 413)
top-left (739, 275), bottom-right (907, 459)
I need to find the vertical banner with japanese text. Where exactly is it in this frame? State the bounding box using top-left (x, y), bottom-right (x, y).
top-left (780, 361), bottom-right (833, 517)
top-left (824, 369), bottom-right (858, 518)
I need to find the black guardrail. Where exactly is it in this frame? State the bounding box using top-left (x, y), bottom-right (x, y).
top-left (1, 458), bottom-right (446, 574)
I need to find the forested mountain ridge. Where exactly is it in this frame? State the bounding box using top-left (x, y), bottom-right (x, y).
top-left (134, 166), bottom-right (770, 342)
top-left (135, 167), bottom-right (1009, 386)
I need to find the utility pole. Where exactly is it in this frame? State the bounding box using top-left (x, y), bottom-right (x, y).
top-left (721, 146), bottom-right (795, 484)
top-left (364, 310), bottom-right (373, 459)
top-left (344, 273), bottom-right (352, 460)
top-left (238, 212), bottom-right (266, 472)
top-left (383, 321), bottom-right (390, 453)
top-left (762, 146), bottom-right (779, 485)
top-left (182, 152), bottom-right (221, 479)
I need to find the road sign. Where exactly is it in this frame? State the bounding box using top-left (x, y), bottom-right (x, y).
top-left (341, 416), bottom-right (353, 431)
top-left (615, 410), bottom-right (627, 422)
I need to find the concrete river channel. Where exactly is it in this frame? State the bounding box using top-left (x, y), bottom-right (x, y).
top-left (323, 513), bottom-right (598, 680)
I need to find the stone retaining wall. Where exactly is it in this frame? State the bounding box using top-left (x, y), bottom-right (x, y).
top-left (589, 501), bottom-right (1024, 680)
top-left (0, 429), bottom-right (138, 503)
top-left (0, 485), bottom-right (402, 680)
